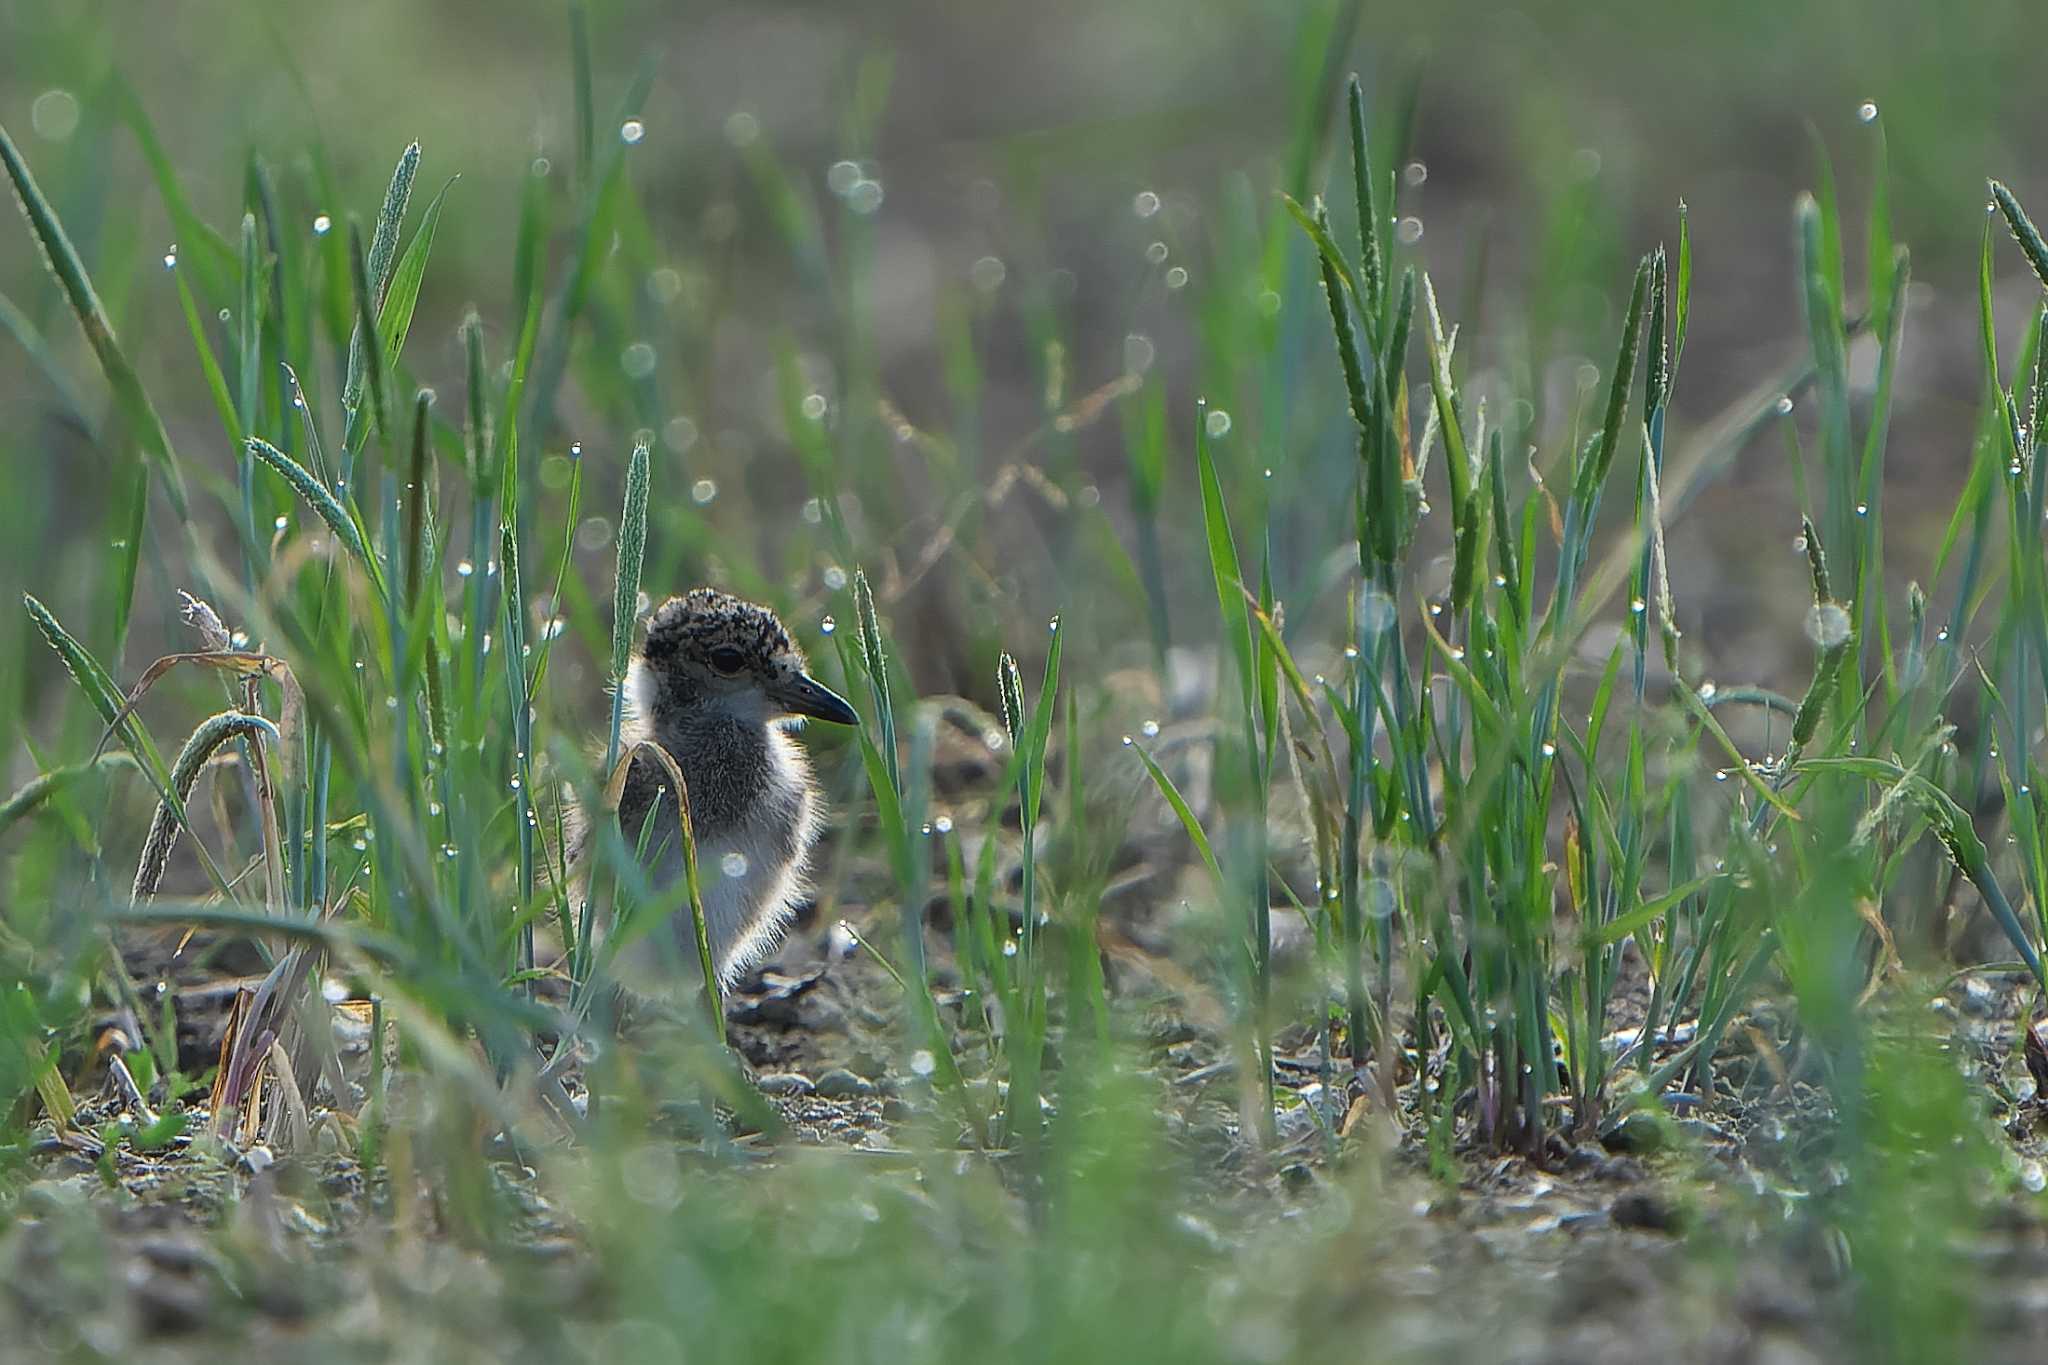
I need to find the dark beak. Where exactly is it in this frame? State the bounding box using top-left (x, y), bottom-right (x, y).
top-left (776, 672), bottom-right (861, 726)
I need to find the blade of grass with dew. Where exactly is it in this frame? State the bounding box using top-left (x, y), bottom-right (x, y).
top-left (1, 120), bottom-right (190, 521)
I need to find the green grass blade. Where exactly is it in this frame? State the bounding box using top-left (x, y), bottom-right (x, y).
top-left (1, 120), bottom-right (189, 519)
top-left (605, 438), bottom-right (651, 772)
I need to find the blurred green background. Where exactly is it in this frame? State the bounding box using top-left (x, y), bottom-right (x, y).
top-left (4, 0), bottom-right (2047, 760)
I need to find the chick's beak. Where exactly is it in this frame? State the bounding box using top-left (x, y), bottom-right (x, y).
top-left (774, 672), bottom-right (861, 726)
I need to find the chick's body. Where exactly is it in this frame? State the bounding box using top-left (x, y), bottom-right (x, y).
top-left (607, 589), bottom-right (857, 988)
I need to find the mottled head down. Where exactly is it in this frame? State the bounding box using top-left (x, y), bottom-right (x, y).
top-left (632, 588), bottom-right (858, 728)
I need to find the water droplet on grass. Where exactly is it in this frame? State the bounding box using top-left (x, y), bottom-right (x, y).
top-left (1397, 216), bottom-right (1424, 244)
top-left (1165, 265), bottom-right (1188, 289)
top-left (1775, 395), bottom-right (1794, 415)
top-left (1141, 720), bottom-right (1160, 738)
top-left (620, 119), bottom-right (645, 145)
top-left (847, 180), bottom-right (884, 215)
top-left (801, 392), bottom-right (828, 421)
top-left (1145, 240), bottom-right (1169, 265)
top-left (30, 90), bottom-right (80, 142)
top-left (691, 478), bottom-right (717, 505)
top-left (621, 341), bottom-right (657, 378)
top-left (312, 214), bottom-right (332, 236)
top-left (1123, 333), bottom-right (1156, 375)
top-left (820, 616), bottom-right (836, 635)
top-left (1856, 101), bottom-right (1879, 123)
top-left (457, 560), bottom-right (474, 577)
top-left (162, 245), bottom-right (178, 269)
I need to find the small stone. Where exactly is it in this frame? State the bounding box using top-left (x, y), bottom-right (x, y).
top-left (814, 1068), bottom-right (877, 1100)
top-left (1601, 1112), bottom-right (1667, 1154)
top-left (754, 1071), bottom-right (814, 1097)
top-left (1610, 1188), bottom-right (1685, 1233)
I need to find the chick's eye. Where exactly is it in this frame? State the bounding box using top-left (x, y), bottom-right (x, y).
top-left (708, 647), bottom-right (746, 675)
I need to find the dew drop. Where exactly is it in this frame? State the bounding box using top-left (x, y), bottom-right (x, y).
top-left (691, 478), bottom-right (718, 505)
top-left (1134, 190), bottom-right (1161, 218)
top-left (30, 90), bottom-right (80, 142)
top-left (1145, 240), bottom-right (1169, 265)
top-left (820, 616), bottom-right (836, 635)
top-left (823, 565), bottom-right (847, 591)
top-left (1540, 741), bottom-right (1557, 757)
top-left (1165, 265), bottom-right (1189, 289)
top-left (1856, 101), bottom-right (1879, 124)
top-left (1121, 734), bottom-right (1134, 747)
top-left (162, 245), bottom-right (178, 270)
top-left (847, 180), bottom-right (884, 215)
top-left (457, 560), bottom-right (475, 577)
top-left (1123, 333), bottom-right (1157, 376)
top-left (312, 213), bottom-right (332, 236)
top-left (1396, 217), bottom-right (1424, 245)
top-left (801, 392), bottom-right (829, 421)
top-left (274, 515), bottom-right (289, 532)
top-left (970, 255), bottom-right (1007, 292)
top-left (721, 851), bottom-right (749, 879)
top-left (620, 119), bottom-right (645, 145)
top-left (1775, 395), bottom-right (1795, 415)
top-left (1204, 408), bottom-right (1233, 437)
top-left (934, 815), bottom-right (954, 834)
top-left (1141, 719), bottom-right (1160, 738)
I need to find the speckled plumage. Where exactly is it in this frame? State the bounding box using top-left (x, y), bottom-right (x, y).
top-left (590, 588), bottom-right (858, 991)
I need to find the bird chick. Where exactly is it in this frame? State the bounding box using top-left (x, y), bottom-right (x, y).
top-left (606, 588), bottom-right (858, 990)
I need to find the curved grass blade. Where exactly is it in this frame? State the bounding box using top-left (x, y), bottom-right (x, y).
top-left (1, 121), bottom-right (189, 518)
top-left (0, 753), bottom-right (139, 839)
top-left (131, 712), bottom-right (280, 902)
top-left (246, 437), bottom-right (377, 587)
